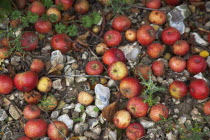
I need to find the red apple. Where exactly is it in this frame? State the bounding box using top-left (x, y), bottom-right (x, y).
top-left (55, 0), bottom-right (74, 11)
top-left (85, 60), bottom-right (104, 75)
top-left (208, 32), bottom-right (210, 43)
top-left (145, 0), bottom-right (161, 9)
top-left (189, 79), bottom-right (209, 100)
top-left (29, 1), bottom-right (45, 16)
top-left (47, 121), bottom-right (68, 140)
top-left (24, 90), bottom-right (42, 104)
top-left (203, 101), bottom-right (210, 115)
top-left (147, 42), bottom-right (165, 59)
top-left (172, 40), bottom-right (190, 56)
top-left (165, 0), bottom-right (181, 6)
top-left (24, 119), bottom-right (48, 138)
top-left (151, 60), bottom-right (165, 76)
top-left (186, 55), bottom-right (207, 74)
top-left (169, 56), bottom-right (186, 73)
top-left (137, 25), bottom-right (156, 46)
top-left (169, 80), bottom-right (188, 99)
top-left (102, 48), bottom-right (126, 65)
top-left (17, 136), bottom-right (32, 140)
top-left (74, 0), bottom-right (90, 14)
top-left (149, 10), bottom-right (166, 25)
top-left (126, 123), bottom-right (145, 140)
top-left (46, 7), bottom-right (62, 23)
top-left (0, 47), bottom-right (10, 59)
top-left (30, 59), bottom-right (45, 74)
top-left (125, 29), bottom-right (137, 42)
top-left (23, 105), bottom-right (41, 120)
top-left (20, 31), bottom-right (38, 51)
top-left (112, 15), bottom-right (131, 32)
top-left (119, 77), bottom-right (143, 98)
top-left (149, 104), bottom-right (169, 122)
top-left (134, 64), bottom-right (151, 80)
top-left (14, 71), bottom-right (38, 92)
top-left (127, 97), bottom-right (149, 117)
top-left (51, 33), bottom-right (72, 54)
top-left (15, 0), bottom-right (27, 9)
top-left (34, 19), bottom-right (52, 34)
top-left (0, 74), bottom-right (14, 95)
top-left (104, 30), bottom-right (122, 47)
top-left (113, 110), bottom-right (131, 129)
top-left (161, 27), bottom-right (181, 45)
top-left (108, 61), bottom-right (128, 81)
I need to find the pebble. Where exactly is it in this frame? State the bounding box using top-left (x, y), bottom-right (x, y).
top-left (91, 125), bottom-right (102, 135)
top-left (174, 108), bottom-right (179, 114)
top-left (190, 108), bottom-right (204, 122)
top-left (88, 119), bottom-right (99, 129)
top-left (203, 127), bottom-right (210, 137)
top-left (206, 1), bottom-right (210, 12)
top-left (178, 116), bottom-right (187, 125)
top-left (75, 76), bottom-right (87, 83)
top-left (95, 84), bottom-right (110, 110)
top-left (41, 44), bottom-right (51, 54)
top-left (66, 56), bottom-right (77, 64)
top-left (107, 79), bottom-right (117, 88)
top-left (62, 103), bottom-right (75, 110)
top-left (10, 56), bottom-right (21, 66)
top-left (40, 137), bottom-right (50, 140)
top-left (2, 127), bottom-right (12, 140)
top-left (50, 111), bottom-right (60, 119)
top-left (81, 112), bottom-right (87, 122)
top-left (56, 100), bottom-right (66, 110)
top-left (166, 132), bottom-right (177, 140)
top-left (139, 119), bottom-right (155, 129)
top-left (0, 109), bottom-right (8, 121)
top-left (58, 114), bottom-right (74, 129)
top-left (9, 95), bottom-right (15, 100)
top-left (71, 111), bottom-right (80, 119)
top-left (74, 122), bottom-right (88, 134)
top-left (84, 131), bottom-right (100, 140)
top-left (85, 105), bottom-right (99, 118)
top-left (206, 56), bottom-right (210, 68)
top-left (82, 51), bottom-right (89, 60)
top-left (9, 105), bottom-right (22, 120)
top-left (191, 32), bottom-right (209, 46)
top-left (74, 103), bottom-right (83, 112)
top-left (52, 79), bottom-right (66, 91)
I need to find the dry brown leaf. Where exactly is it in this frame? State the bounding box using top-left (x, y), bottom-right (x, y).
top-left (102, 101), bottom-right (118, 123)
top-left (7, 64), bottom-right (16, 77)
top-left (48, 64), bottom-right (64, 74)
top-left (76, 32), bottom-right (89, 47)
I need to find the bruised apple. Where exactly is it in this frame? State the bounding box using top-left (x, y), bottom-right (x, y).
top-left (0, 74), bottom-right (14, 95)
top-left (108, 61), bottom-right (128, 81)
top-left (51, 34), bottom-right (72, 54)
top-left (186, 55), bottom-right (207, 74)
top-left (30, 59), bottom-right (45, 74)
top-left (119, 77), bottom-right (143, 98)
top-left (151, 60), bottom-right (165, 76)
top-left (149, 10), bottom-right (166, 25)
top-left (47, 121), bottom-right (68, 140)
top-left (14, 71), bottom-right (38, 92)
top-left (147, 42), bottom-right (165, 59)
top-left (37, 77), bottom-right (52, 93)
top-left (137, 25), bottom-right (156, 46)
top-left (23, 105), bottom-right (41, 120)
top-left (169, 56), bottom-right (186, 73)
top-left (161, 27), bottom-right (181, 45)
top-left (189, 79), bottom-right (209, 100)
top-left (125, 29), bottom-right (137, 42)
top-left (38, 95), bottom-right (58, 112)
top-left (113, 110), bottom-right (131, 129)
top-left (20, 31), bottom-right (38, 51)
top-left (24, 90), bottom-right (42, 104)
top-left (134, 64), bottom-right (151, 80)
top-left (104, 30), bottom-right (122, 47)
top-left (149, 104), bottom-right (169, 122)
top-left (126, 123), bottom-right (145, 140)
top-left (85, 60), bottom-right (104, 75)
top-left (127, 97), bottom-right (149, 117)
top-left (169, 80), bottom-right (188, 99)
top-left (203, 101), bottom-right (210, 115)
top-left (112, 15), bottom-right (131, 32)
top-left (95, 43), bottom-right (108, 55)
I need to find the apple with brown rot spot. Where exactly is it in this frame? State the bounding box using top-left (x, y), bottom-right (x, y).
top-left (137, 25), bottom-right (156, 46)
top-left (125, 29), bottom-right (137, 42)
top-left (126, 123), bottom-right (145, 140)
top-left (24, 90), bottom-right (42, 104)
top-left (149, 104), bottom-right (169, 122)
top-left (147, 42), bottom-right (165, 59)
top-left (149, 10), bottom-right (166, 25)
top-left (134, 64), bottom-right (151, 80)
top-left (108, 61), bottom-right (128, 81)
top-left (34, 19), bottom-right (52, 34)
top-left (113, 110), bottom-right (131, 129)
top-left (74, 0), bottom-right (90, 14)
top-left (95, 43), bottom-right (108, 55)
top-left (145, 0), bottom-right (161, 9)
top-left (169, 56), bottom-right (186, 73)
top-left (20, 31), bottom-right (38, 51)
top-left (169, 80), bottom-right (188, 99)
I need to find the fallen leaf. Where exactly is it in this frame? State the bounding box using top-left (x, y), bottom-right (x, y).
top-left (102, 101), bottom-right (118, 122)
top-left (76, 32), bottom-right (89, 47)
top-left (48, 63), bottom-right (64, 74)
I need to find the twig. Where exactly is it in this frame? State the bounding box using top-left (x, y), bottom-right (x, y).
top-left (129, 5), bottom-right (171, 11)
top-left (47, 74), bottom-right (111, 79)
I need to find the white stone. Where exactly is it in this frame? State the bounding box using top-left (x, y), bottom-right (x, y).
top-left (95, 84), bottom-right (110, 110)
top-left (74, 103), bottom-right (83, 112)
top-left (191, 32), bottom-right (209, 46)
top-left (58, 114), bottom-right (74, 130)
top-left (63, 103), bottom-right (75, 110)
top-left (140, 119), bottom-right (155, 129)
top-left (85, 105), bottom-right (99, 118)
top-left (0, 109), bottom-right (8, 121)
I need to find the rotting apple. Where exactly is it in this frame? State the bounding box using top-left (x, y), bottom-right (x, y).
top-left (30, 59), bottom-right (45, 74)
top-left (55, 0), bottom-right (74, 11)
top-left (149, 104), bottom-right (169, 122)
top-left (17, 136), bottom-right (32, 140)
top-left (47, 121), bottom-right (68, 140)
top-left (108, 61), bottom-right (128, 81)
top-left (104, 30), bottom-right (122, 47)
top-left (38, 95), bottom-right (58, 112)
top-left (51, 33), bottom-right (72, 54)
top-left (95, 43), bottom-right (108, 55)
top-left (102, 48), bottom-right (126, 65)
top-left (119, 77), bottom-right (143, 98)
top-left (137, 25), bottom-right (156, 46)
top-left (85, 60), bottom-right (104, 75)
top-left (0, 47), bottom-right (10, 59)
top-left (161, 27), bottom-right (181, 45)
top-left (203, 101), bottom-right (210, 115)
top-left (169, 56), bottom-right (186, 73)
top-left (34, 19), bottom-right (52, 34)
top-left (147, 42), bottom-right (165, 59)
top-left (169, 80), bottom-right (188, 99)
top-left (0, 74), bottom-right (14, 95)
top-left (23, 105), bottom-right (41, 120)
top-left (24, 90), bottom-right (42, 104)
top-left (165, 0), bottom-right (181, 6)
top-left (172, 40), bottom-right (190, 56)
top-left (151, 60), bottom-right (165, 76)
top-left (112, 15), bottom-right (131, 32)
top-left (127, 97), bottom-right (149, 117)
top-left (29, 1), bottom-right (45, 16)
top-left (149, 10), bottom-right (166, 25)
top-left (20, 31), bottom-right (38, 51)
top-left (74, 0), bottom-right (90, 14)
top-left (145, 0), bottom-right (161, 9)
top-left (113, 110), bottom-right (131, 129)
top-left (77, 91), bottom-right (94, 105)
top-left (24, 119), bottom-right (48, 138)
top-left (134, 64), bottom-right (151, 80)
top-left (189, 79), bottom-right (209, 100)
top-left (186, 55), bottom-right (207, 74)
top-left (126, 123), bottom-right (145, 140)
top-left (14, 71), bottom-right (38, 92)
top-left (37, 77), bottom-right (52, 93)
top-left (125, 29), bottom-right (137, 42)
top-left (46, 7), bottom-right (62, 23)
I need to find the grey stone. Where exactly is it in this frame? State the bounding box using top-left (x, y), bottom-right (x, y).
top-left (66, 56), bottom-right (77, 64)
top-left (40, 137), bottom-right (50, 140)
top-left (166, 132), bottom-right (177, 140)
top-left (178, 116), bottom-right (187, 125)
top-left (58, 114), bottom-right (74, 129)
top-left (206, 56), bottom-right (210, 68)
top-left (9, 105), bottom-right (22, 120)
top-left (74, 122), bottom-right (88, 134)
top-left (82, 51), bottom-right (89, 60)
top-left (107, 79), bottom-right (117, 88)
top-left (64, 65), bottom-right (75, 86)
top-left (84, 131), bottom-right (100, 140)
top-left (88, 119), bottom-right (99, 129)
top-left (191, 32), bottom-right (209, 46)
top-left (140, 119), bottom-right (155, 129)
top-left (75, 75), bottom-right (87, 83)
top-left (74, 103), bottom-right (83, 113)
top-left (2, 127), bottom-right (12, 140)
top-left (206, 1), bottom-right (210, 12)
top-left (0, 109), bottom-right (8, 121)
top-left (95, 84), bottom-right (110, 110)
top-left (63, 103), bottom-right (75, 110)
top-left (91, 125), bottom-right (101, 135)
top-left (52, 79), bottom-right (65, 91)
top-left (85, 105), bottom-right (99, 118)
top-left (51, 111), bottom-right (60, 119)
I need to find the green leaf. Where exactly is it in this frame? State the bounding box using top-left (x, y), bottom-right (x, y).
top-left (48, 14), bottom-right (58, 23)
top-left (93, 107), bottom-right (99, 113)
top-left (11, 10), bottom-right (21, 20)
top-left (79, 105), bottom-right (85, 111)
top-left (26, 11), bottom-right (39, 23)
top-left (40, 14), bottom-right (48, 20)
top-left (56, 3), bottom-right (64, 11)
top-left (21, 17), bottom-right (29, 28)
top-left (66, 25), bottom-right (78, 37)
top-left (82, 15), bottom-right (93, 28)
top-left (92, 11), bottom-right (101, 25)
top-left (42, 0), bottom-right (54, 8)
top-left (55, 23), bottom-right (66, 33)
